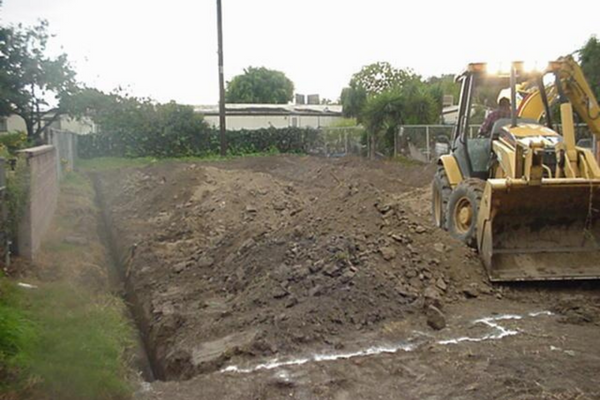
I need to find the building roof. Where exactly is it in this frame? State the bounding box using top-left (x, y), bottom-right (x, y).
top-left (194, 104), bottom-right (343, 116)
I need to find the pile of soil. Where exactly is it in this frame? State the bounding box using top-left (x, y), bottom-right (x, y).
top-left (96, 155), bottom-right (489, 380)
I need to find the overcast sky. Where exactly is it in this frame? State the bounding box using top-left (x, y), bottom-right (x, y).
top-left (2, 0), bottom-right (599, 105)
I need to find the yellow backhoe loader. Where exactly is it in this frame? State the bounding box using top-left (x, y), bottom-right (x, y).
top-left (432, 56), bottom-right (600, 281)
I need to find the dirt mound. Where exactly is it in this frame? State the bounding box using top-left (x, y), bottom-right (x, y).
top-left (97, 155), bottom-right (488, 380)
top-left (552, 296), bottom-right (600, 325)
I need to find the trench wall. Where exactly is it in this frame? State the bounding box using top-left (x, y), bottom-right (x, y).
top-left (92, 174), bottom-right (163, 380)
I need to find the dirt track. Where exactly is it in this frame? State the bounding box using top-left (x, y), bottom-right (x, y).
top-left (93, 155), bottom-right (600, 399)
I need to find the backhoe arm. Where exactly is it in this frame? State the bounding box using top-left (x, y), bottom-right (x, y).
top-left (553, 56), bottom-right (600, 136)
top-left (519, 56), bottom-right (600, 137)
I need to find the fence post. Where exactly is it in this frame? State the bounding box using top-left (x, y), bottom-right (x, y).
top-left (425, 126), bottom-right (431, 162)
top-left (0, 157), bottom-right (7, 267)
top-left (0, 158), bottom-right (5, 190)
top-left (344, 130), bottom-right (348, 154)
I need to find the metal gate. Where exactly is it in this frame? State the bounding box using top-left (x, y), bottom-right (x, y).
top-left (397, 123), bottom-right (595, 163)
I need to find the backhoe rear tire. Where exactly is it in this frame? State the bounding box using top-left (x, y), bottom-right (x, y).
top-left (431, 165), bottom-right (452, 229)
top-left (446, 178), bottom-right (485, 248)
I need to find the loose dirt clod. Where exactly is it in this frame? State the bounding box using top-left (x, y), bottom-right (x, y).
top-left (426, 305), bottom-right (446, 330)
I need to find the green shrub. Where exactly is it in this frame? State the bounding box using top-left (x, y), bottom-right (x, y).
top-left (71, 89), bottom-right (322, 159)
top-left (4, 157), bottom-right (29, 243)
top-left (0, 132), bottom-right (30, 155)
top-left (78, 127), bottom-right (322, 159)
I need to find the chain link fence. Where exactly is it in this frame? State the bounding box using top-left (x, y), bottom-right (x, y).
top-left (396, 125), bottom-right (472, 163)
top-left (397, 123), bottom-right (595, 163)
top-left (314, 126), bottom-right (366, 157)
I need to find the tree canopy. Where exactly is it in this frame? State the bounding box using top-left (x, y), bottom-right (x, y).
top-left (426, 74), bottom-right (460, 106)
top-left (70, 88), bottom-right (210, 157)
top-left (580, 36), bottom-right (600, 100)
top-left (340, 62), bottom-right (424, 120)
top-left (351, 62), bottom-right (419, 96)
top-left (339, 62), bottom-right (446, 157)
top-left (340, 81), bottom-right (367, 119)
top-left (0, 21), bottom-right (78, 141)
top-left (361, 82), bottom-right (438, 155)
top-left (226, 67), bottom-right (294, 104)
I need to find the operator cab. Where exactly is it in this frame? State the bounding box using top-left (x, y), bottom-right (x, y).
top-left (451, 62), bottom-right (555, 180)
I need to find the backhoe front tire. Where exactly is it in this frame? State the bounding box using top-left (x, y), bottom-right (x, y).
top-left (431, 165), bottom-right (452, 229)
top-left (446, 178), bottom-right (485, 248)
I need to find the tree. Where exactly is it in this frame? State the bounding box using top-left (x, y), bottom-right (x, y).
top-left (351, 62), bottom-right (419, 96)
top-left (340, 81), bottom-right (367, 119)
top-left (69, 88), bottom-right (209, 157)
top-left (579, 36), bottom-right (600, 100)
top-left (340, 62), bottom-right (420, 119)
top-left (361, 82), bottom-right (437, 158)
top-left (426, 74), bottom-right (459, 105)
top-left (0, 21), bottom-right (78, 142)
top-left (225, 67), bottom-right (294, 104)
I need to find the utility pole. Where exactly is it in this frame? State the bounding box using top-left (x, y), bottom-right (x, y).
top-left (216, 0), bottom-right (227, 156)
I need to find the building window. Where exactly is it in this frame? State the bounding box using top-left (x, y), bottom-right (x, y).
top-left (291, 117), bottom-right (298, 127)
top-left (0, 118), bottom-right (7, 132)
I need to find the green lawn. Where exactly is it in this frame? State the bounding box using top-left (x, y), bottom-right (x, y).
top-left (77, 148), bottom-right (285, 171)
top-left (0, 171), bottom-right (136, 400)
top-left (0, 278), bottom-right (134, 400)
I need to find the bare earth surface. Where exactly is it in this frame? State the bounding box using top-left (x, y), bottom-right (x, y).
top-left (93, 155), bottom-right (600, 400)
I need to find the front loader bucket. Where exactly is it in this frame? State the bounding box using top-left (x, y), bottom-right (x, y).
top-left (478, 178), bottom-right (600, 281)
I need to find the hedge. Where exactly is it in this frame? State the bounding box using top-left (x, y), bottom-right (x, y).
top-left (77, 127), bottom-right (322, 159)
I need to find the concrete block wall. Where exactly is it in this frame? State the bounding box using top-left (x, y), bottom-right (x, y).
top-left (17, 145), bottom-right (58, 260)
top-left (48, 129), bottom-right (77, 179)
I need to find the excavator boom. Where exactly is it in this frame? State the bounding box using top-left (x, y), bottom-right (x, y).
top-left (519, 57), bottom-right (600, 136)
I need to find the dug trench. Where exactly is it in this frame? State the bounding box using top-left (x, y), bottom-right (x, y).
top-left (92, 174), bottom-right (160, 381)
top-left (89, 155), bottom-right (600, 393)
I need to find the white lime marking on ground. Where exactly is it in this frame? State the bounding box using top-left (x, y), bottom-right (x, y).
top-left (221, 311), bottom-right (552, 374)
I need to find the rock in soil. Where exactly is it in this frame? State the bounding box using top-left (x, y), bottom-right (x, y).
top-left (426, 305), bottom-right (446, 330)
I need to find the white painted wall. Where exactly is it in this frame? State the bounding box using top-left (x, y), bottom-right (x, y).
top-left (58, 116), bottom-right (97, 135)
top-left (204, 114), bottom-right (344, 130)
top-left (0, 115), bottom-right (27, 133)
top-left (0, 114), bottom-right (96, 135)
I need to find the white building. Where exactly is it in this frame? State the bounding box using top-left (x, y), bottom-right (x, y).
top-left (0, 115), bottom-right (27, 133)
top-left (0, 114), bottom-right (97, 135)
top-left (195, 104), bottom-right (344, 130)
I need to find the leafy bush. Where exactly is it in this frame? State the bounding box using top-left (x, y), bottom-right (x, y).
top-left (71, 89), bottom-right (322, 159)
top-left (0, 132), bottom-right (30, 155)
top-left (78, 126), bottom-right (322, 159)
top-left (362, 84), bottom-right (438, 155)
top-left (226, 66), bottom-right (294, 104)
top-left (4, 157), bottom-right (29, 244)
